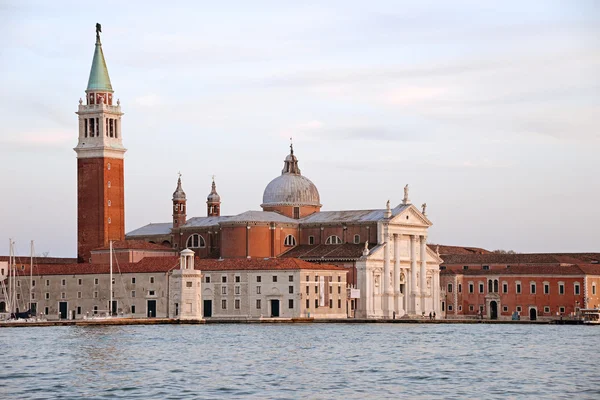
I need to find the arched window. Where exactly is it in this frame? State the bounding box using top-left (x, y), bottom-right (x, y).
top-left (488, 280), bottom-right (493, 293)
top-left (494, 280), bottom-right (499, 293)
top-left (284, 235), bottom-right (296, 247)
top-left (187, 234), bottom-right (206, 248)
top-left (325, 235), bottom-right (342, 245)
top-left (354, 234), bottom-right (360, 244)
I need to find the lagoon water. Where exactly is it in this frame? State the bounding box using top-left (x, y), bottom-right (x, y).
top-left (1, 324), bottom-right (599, 399)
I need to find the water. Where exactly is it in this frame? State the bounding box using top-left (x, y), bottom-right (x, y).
top-left (1, 324), bottom-right (599, 399)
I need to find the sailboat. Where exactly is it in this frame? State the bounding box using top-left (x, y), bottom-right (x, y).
top-left (1, 239), bottom-right (35, 322)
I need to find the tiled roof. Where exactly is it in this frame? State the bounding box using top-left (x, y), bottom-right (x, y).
top-left (578, 264), bottom-right (600, 275)
top-left (441, 264), bottom-right (588, 276)
top-left (0, 256), bottom-right (77, 265)
top-left (198, 257), bottom-right (345, 271)
top-left (183, 216), bottom-right (231, 228)
top-left (280, 244), bottom-right (371, 260)
top-left (126, 222), bottom-right (172, 237)
top-left (223, 211), bottom-right (298, 224)
top-left (428, 244), bottom-right (491, 255)
top-left (92, 240), bottom-right (175, 251)
top-left (441, 253), bottom-right (566, 265)
top-left (299, 205), bottom-right (410, 224)
top-left (14, 257), bottom-right (180, 276)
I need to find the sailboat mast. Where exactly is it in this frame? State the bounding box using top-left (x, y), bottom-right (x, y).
top-left (30, 240), bottom-right (33, 312)
top-left (7, 238), bottom-right (11, 314)
top-left (109, 240), bottom-right (113, 316)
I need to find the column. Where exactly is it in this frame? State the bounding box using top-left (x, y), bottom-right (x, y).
top-left (410, 235), bottom-right (418, 314)
top-left (383, 233), bottom-right (391, 316)
top-left (420, 235), bottom-right (427, 315)
top-left (393, 234), bottom-right (401, 314)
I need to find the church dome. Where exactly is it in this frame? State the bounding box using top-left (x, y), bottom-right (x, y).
top-left (261, 145), bottom-right (321, 207)
top-left (207, 178), bottom-right (220, 203)
top-left (172, 176), bottom-right (186, 201)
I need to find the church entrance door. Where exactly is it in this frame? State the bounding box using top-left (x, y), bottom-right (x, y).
top-left (203, 300), bottom-right (212, 317)
top-left (270, 300), bottom-right (280, 318)
top-left (490, 301), bottom-right (498, 320)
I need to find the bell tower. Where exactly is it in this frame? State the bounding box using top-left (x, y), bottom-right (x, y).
top-left (172, 174), bottom-right (187, 229)
top-left (207, 177), bottom-right (221, 217)
top-left (74, 24), bottom-right (126, 262)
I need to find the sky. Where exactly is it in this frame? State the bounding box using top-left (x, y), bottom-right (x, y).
top-left (0, 0), bottom-right (598, 257)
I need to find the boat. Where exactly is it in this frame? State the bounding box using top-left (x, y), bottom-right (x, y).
top-left (581, 309), bottom-right (600, 325)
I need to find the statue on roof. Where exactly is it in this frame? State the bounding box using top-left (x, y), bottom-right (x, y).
top-left (402, 184), bottom-right (410, 205)
top-left (96, 23), bottom-right (102, 38)
top-left (363, 241), bottom-right (369, 256)
top-left (421, 202), bottom-right (427, 215)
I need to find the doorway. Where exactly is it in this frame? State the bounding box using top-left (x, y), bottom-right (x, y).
top-left (110, 300), bottom-right (117, 316)
top-left (147, 300), bottom-right (157, 318)
top-left (71, 310), bottom-right (76, 320)
top-left (203, 300), bottom-right (212, 317)
top-left (529, 308), bottom-right (537, 321)
top-left (490, 301), bottom-right (498, 320)
top-left (59, 302), bottom-right (68, 319)
top-left (270, 299), bottom-right (280, 317)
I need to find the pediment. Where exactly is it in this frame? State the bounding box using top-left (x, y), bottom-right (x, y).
top-left (390, 204), bottom-right (432, 227)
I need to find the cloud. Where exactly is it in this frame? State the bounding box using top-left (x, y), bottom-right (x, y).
top-left (0, 129), bottom-right (72, 148)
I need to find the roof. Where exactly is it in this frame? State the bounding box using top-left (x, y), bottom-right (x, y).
top-left (223, 211), bottom-right (298, 224)
top-left (13, 257), bottom-right (180, 276)
top-left (92, 240), bottom-right (176, 252)
top-left (441, 264), bottom-right (591, 276)
top-left (299, 204), bottom-right (410, 224)
top-left (183, 216), bottom-right (230, 228)
top-left (440, 253), bottom-right (600, 265)
top-left (280, 244), bottom-right (372, 260)
top-left (429, 244), bottom-right (491, 255)
top-left (87, 35), bottom-right (113, 92)
top-left (198, 257), bottom-right (346, 271)
top-left (0, 256), bottom-right (77, 265)
top-left (126, 223), bottom-right (172, 237)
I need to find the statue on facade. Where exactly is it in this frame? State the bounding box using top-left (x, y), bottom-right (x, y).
top-left (421, 202), bottom-right (427, 215)
top-left (363, 240), bottom-right (369, 256)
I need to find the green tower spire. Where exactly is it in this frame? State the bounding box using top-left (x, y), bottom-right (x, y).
top-left (86, 23), bottom-right (113, 92)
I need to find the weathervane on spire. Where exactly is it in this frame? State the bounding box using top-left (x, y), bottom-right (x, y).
top-left (95, 23), bottom-right (102, 41)
top-left (178, 171), bottom-right (182, 179)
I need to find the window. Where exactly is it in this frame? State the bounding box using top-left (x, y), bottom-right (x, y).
top-left (329, 286), bottom-right (332, 294)
top-left (108, 200), bottom-right (111, 207)
top-left (463, 266), bottom-right (469, 270)
top-left (148, 290), bottom-right (155, 296)
top-left (289, 286), bottom-right (294, 294)
top-left (131, 291), bottom-right (136, 298)
top-left (93, 306), bottom-right (98, 314)
top-left (273, 276), bottom-right (278, 283)
top-left (503, 283), bottom-right (508, 293)
top-left (306, 275), bottom-right (310, 281)
top-left (315, 286), bottom-right (318, 293)
top-left (289, 275), bottom-right (294, 282)
top-left (221, 299), bottom-right (227, 310)
top-left (306, 286), bottom-right (309, 294)
top-left (354, 234), bottom-right (360, 244)
top-left (221, 287), bottom-right (227, 295)
top-left (205, 276), bottom-right (211, 283)
top-left (61, 292), bottom-right (65, 299)
top-left (309, 236), bottom-right (315, 245)
top-left (46, 279), bottom-right (50, 286)
top-left (45, 292), bottom-right (50, 299)
top-left (256, 299), bottom-right (261, 309)
top-left (447, 283), bottom-right (453, 293)
top-left (503, 306), bottom-right (508, 312)
top-left (544, 306), bottom-right (550, 313)
top-left (559, 306), bottom-right (565, 313)
top-left (293, 207), bottom-right (300, 219)
top-left (458, 306), bottom-right (462, 311)
top-left (448, 305), bottom-right (453, 311)
top-left (338, 276), bottom-right (341, 282)
top-left (61, 279), bottom-right (66, 286)
top-left (222, 276), bottom-right (227, 283)
top-left (257, 276), bottom-right (262, 283)
top-left (530, 282), bottom-right (536, 294)
top-left (94, 291), bottom-right (98, 298)
top-left (150, 277), bottom-right (155, 284)
top-left (289, 299), bottom-right (294, 309)
top-left (338, 286), bottom-right (341, 294)
top-left (77, 306), bottom-right (81, 315)
top-left (186, 234), bottom-right (206, 248)
top-left (479, 283), bottom-right (484, 293)
top-left (235, 276), bottom-right (240, 283)
top-left (469, 283), bottom-right (474, 293)
top-left (32, 280), bottom-right (36, 287)
top-left (16, 293), bottom-right (20, 300)
top-left (483, 265), bottom-right (490, 270)
top-left (516, 282), bottom-right (522, 294)
top-left (257, 286), bottom-right (261, 294)
top-left (440, 266), bottom-right (447, 270)
top-left (338, 299), bottom-right (342, 308)
top-left (516, 306), bottom-right (522, 312)
top-left (315, 299), bottom-right (319, 308)
top-left (131, 305), bottom-right (136, 314)
top-left (17, 281), bottom-right (20, 287)
top-left (77, 278), bottom-right (82, 285)
top-left (44, 307), bottom-right (49, 315)
top-left (234, 286), bottom-right (240, 294)
top-left (186, 282), bottom-right (193, 288)
top-left (469, 305), bottom-right (474, 311)
top-left (306, 299), bottom-right (310, 308)
top-left (235, 299), bottom-right (240, 309)
top-left (329, 299), bottom-right (333, 308)
top-left (458, 284), bottom-right (462, 293)
top-left (326, 235), bottom-right (342, 245)
top-left (112, 278), bottom-right (115, 285)
top-left (574, 283), bottom-right (580, 295)
top-left (131, 277), bottom-right (136, 284)
top-left (284, 235), bottom-right (297, 247)
top-left (77, 292), bottom-right (82, 299)
top-left (559, 283), bottom-right (565, 295)
top-left (593, 284), bottom-right (597, 295)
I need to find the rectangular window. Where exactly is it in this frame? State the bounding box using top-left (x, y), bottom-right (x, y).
top-left (329, 286), bottom-right (332, 294)
top-left (289, 286), bottom-right (293, 294)
top-left (329, 299), bottom-right (333, 308)
top-left (354, 234), bottom-right (360, 244)
top-left (45, 307), bottom-right (49, 315)
top-left (559, 283), bottom-right (564, 295)
top-left (131, 277), bottom-right (136, 284)
top-left (503, 283), bottom-right (508, 293)
top-left (94, 278), bottom-right (99, 285)
top-left (257, 276), bottom-right (262, 283)
top-left (559, 306), bottom-right (565, 313)
top-left (544, 306), bottom-right (550, 313)
top-left (479, 283), bottom-right (484, 293)
top-left (293, 206), bottom-right (300, 219)
top-left (544, 283), bottom-right (549, 294)
top-left (289, 275), bottom-right (294, 282)
top-left (463, 266), bottom-right (469, 270)
top-left (77, 279), bottom-right (82, 285)
top-left (17, 293), bottom-right (20, 300)
top-left (31, 293), bottom-right (35, 299)
top-left (150, 277), bottom-right (155, 284)
top-left (483, 265), bottom-right (490, 270)
top-left (306, 285), bottom-right (309, 294)
top-left (306, 275), bottom-right (310, 282)
top-left (338, 299), bottom-right (342, 308)
top-left (315, 286), bottom-right (318, 293)
top-left (149, 290), bottom-right (155, 296)
top-left (503, 306), bottom-right (508, 312)
top-left (77, 306), bottom-right (81, 315)
top-left (221, 287), bottom-right (227, 295)
top-left (469, 305), bottom-right (474, 311)
top-left (574, 283), bottom-right (580, 295)
top-left (306, 299), bottom-right (309, 309)
top-left (256, 299), bottom-right (261, 309)
top-left (458, 305), bottom-right (462, 311)
top-left (32, 280), bottom-right (36, 287)
top-left (531, 283), bottom-right (536, 294)
top-left (309, 236), bottom-right (315, 245)
top-left (273, 276), bottom-right (278, 283)
top-left (235, 299), bottom-right (240, 309)
top-left (235, 286), bottom-right (240, 295)
top-left (186, 281), bottom-right (193, 288)
top-left (399, 284), bottom-right (405, 294)
top-left (235, 276), bottom-right (240, 283)
top-left (61, 279), bottom-right (66, 286)
top-left (221, 299), bottom-right (227, 310)
top-left (94, 291), bottom-right (98, 298)
top-left (448, 305), bottom-right (453, 311)
top-left (289, 299), bottom-right (294, 309)
top-left (131, 305), bottom-right (136, 314)
top-left (257, 286), bottom-right (261, 294)
top-left (458, 284), bottom-right (462, 293)
top-left (205, 276), bottom-right (211, 283)
top-left (516, 306), bottom-right (522, 312)
top-left (77, 292), bottom-right (82, 299)
top-left (593, 285), bottom-right (597, 295)
top-left (131, 291), bottom-right (136, 298)
top-left (315, 299), bottom-right (319, 308)
top-left (45, 292), bottom-right (49, 299)
top-left (447, 284), bottom-right (453, 293)
top-left (221, 276), bottom-right (227, 283)
top-left (338, 286), bottom-right (341, 294)
top-left (516, 283), bottom-right (522, 294)
top-left (46, 279), bottom-right (50, 286)
top-left (469, 283), bottom-right (474, 293)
